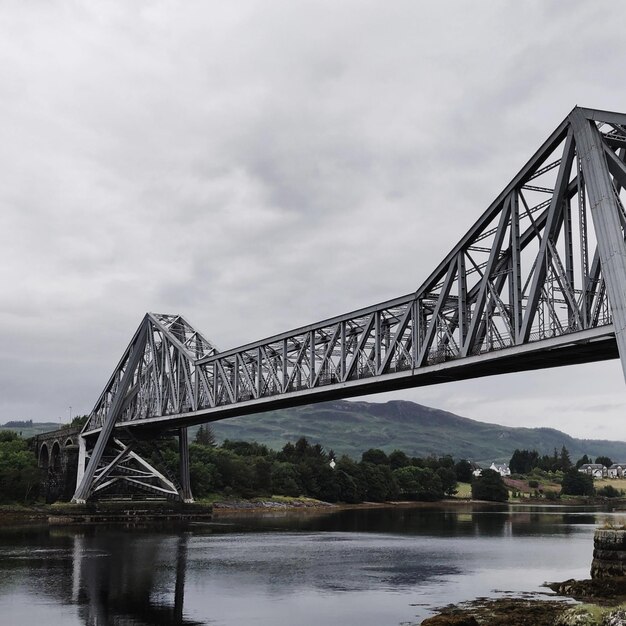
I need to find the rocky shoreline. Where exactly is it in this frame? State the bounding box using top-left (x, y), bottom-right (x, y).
top-left (419, 577), bottom-right (626, 625)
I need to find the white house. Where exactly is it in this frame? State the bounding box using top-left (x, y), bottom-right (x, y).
top-left (608, 464), bottom-right (626, 479)
top-left (578, 463), bottom-right (607, 479)
top-left (489, 463), bottom-right (511, 477)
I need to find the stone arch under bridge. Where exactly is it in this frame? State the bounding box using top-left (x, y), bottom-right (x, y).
top-left (33, 428), bottom-right (80, 503)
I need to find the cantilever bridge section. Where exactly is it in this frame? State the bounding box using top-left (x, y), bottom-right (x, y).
top-left (72, 106), bottom-right (626, 503)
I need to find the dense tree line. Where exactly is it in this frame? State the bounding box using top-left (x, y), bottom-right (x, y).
top-left (509, 447), bottom-right (618, 476)
top-left (0, 431), bottom-right (39, 503)
top-left (509, 447), bottom-right (573, 474)
top-left (161, 431), bottom-right (487, 503)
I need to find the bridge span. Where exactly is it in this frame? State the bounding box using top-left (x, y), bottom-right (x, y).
top-left (73, 106), bottom-right (626, 502)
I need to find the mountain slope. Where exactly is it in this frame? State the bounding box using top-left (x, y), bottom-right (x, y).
top-left (208, 399), bottom-right (626, 464)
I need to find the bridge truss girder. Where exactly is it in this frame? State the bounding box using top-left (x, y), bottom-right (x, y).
top-left (73, 106), bottom-right (626, 503)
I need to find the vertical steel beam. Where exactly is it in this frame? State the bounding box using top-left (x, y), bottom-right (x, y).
top-left (417, 264), bottom-right (457, 366)
top-left (340, 321), bottom-right (346, 380)
top-left (563, 196), bottom-right (575, 327)
top-left (461, 197), bottom-right (511, 357)
top-left (457, 253), bottom-right (468, 346)
top-left (282, 338), bottom-right (288, 393)
top-left (411, 299), bottom-right (419, 366)
top-left (520, 130), bottom-right (576, 342)
top-left (510, 191), bottom-right (523, 342)
top-left (577, 163), bottom-right (590, 327)
top-left (374, 311), bottom-right (381, 371)
top-left (571, 108), bottom-right (626, 381)
top-left (75, 435), bottom-right (87, 493)
top-left (179, 427), bottom-right (193, 503)
top-left (309, 330), bottom-right (315, 387)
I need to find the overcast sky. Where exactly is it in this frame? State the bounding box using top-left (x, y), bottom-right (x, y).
top-left (1, 1), bottom-right (625, 440)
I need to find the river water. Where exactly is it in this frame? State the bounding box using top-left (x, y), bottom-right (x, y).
top-left (0, 503), bottom-right (621, 626)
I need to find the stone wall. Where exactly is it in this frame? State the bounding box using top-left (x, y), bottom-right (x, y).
top-left (591, 529), bottom-right (626, 578)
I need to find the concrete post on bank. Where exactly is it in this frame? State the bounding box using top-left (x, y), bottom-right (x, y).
top-left (591, 529), bottom-right (626, 578)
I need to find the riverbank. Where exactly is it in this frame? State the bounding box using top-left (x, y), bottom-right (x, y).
top-left (2, 495), bottom-right (625, 526)
top-left (0, 501), bottom-right (214, 526)
top-left (420, 577), bottom-right (626, 625)
top-left (0, 504), bottom-right (49, 525)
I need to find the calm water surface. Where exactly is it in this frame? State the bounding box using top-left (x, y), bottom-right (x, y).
top-left (0, 504), bottom-right (622, 626)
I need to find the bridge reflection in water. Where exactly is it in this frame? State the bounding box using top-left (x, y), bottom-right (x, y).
top-left (69, 530), bottom-right (196, 626)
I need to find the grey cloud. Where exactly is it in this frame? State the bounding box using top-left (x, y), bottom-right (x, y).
top-left (0, 1), bottom-right (625, 439)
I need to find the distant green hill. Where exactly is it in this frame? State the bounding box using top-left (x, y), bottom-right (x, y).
top-left (205, 399), bottom-right (626, 465)
top-left (12, 399), bottom-right (626, 466)
top-left (0, 421), bottom-right (62, 438)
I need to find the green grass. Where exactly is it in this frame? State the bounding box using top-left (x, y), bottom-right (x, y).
top-left (596, 477), bottom-right (626, 491)
top-left (454, 482), bottom-right (472, 498)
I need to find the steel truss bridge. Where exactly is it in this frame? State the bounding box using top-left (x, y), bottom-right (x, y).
top-left (73, 107), bottom-right (626, 503)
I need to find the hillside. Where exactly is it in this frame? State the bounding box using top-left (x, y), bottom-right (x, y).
top-left (0, 421), bottom-right (61, 438)
top-left (206, 399), bottom-right (626, 464)
top-left (7, 400), bottom-right (626, 466)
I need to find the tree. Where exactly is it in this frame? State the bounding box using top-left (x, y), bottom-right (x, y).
top-left (70, 414), bottom-right (89, 429)
top-left (361, 448), bottom-right (389, 466)
top-left (360, 462), bottom-right (397, 501)
top-left (336, 456), bottom-right (366, 501)
top-left (335, 470), bottom-right (360, 503)
top-left (253, 457), bottom-right (273, 493)
top-left (561, 468), bottom-right (594, 496)
top-left (222, 440), bottom-right (269, 456)
top-left (509, 449), bottom-right (539, 474)
top-left (436, 467), bottom-right (458, 496)
top-left (471, 469), bottom-right (508, 502)
top-left (575, 454), bottom-right (591, 469)
top-left (389, 450), bottom-right (410, 470)
top-left (595, 456), bottom-right (613, 468)
top-left (559, 446), bottom-right (572, 471)
top-left (392, 466), bottom-right (444, 501)
top-left (280, 437), bottom-right (325, 462)
top-left (0, 433), bottom-right (39, 503)
top-left (194, 424), bottom-right (216, 447)
top-left (189, 459), bottom-right (219, 497)
top-left (270, 462), bottom-right (301, 497)
top-left (454, 459), bottom-right (473, 483)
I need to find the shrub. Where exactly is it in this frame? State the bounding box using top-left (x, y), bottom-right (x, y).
top-left (471, 469), bottom-right (509, 502)
top-left (561, 468), bottom-right (595, 496)
top-left (393, 466), bottom-right (444, 501)
top-left (597, 485), bottom-right (622, 498)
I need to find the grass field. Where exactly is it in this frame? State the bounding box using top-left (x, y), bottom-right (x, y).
top-left (595, 478), bottom-right (626, 492)
top-left (454, 482), bottom-right (472, 498)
